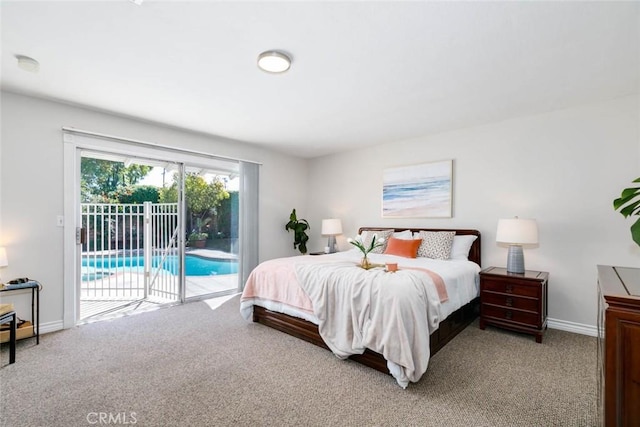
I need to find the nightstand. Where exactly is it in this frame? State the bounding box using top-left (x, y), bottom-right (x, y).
top-left (479, 266), bottom-right (548, 343)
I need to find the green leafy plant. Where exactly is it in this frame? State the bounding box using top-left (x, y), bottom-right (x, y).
top-left (188, 232), bottom-right (208, 241)
top-left (347, 234), bottom-right (385, 258)
top-left (161, 173), bottom-right (229, 235)
top-left (285, 209), bottom-right (310, 254)
top-left (347, 234), bottom-right (386, 269)
top-left (613, 177), bottom-right (640, 247)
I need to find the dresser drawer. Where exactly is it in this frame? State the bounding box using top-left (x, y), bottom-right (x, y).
top-left (481, 292), bottom-right (539, 312)
top-left (482, 304), bottom-right (540, 327)
top-left (481, 278), bottom-right (540, 298)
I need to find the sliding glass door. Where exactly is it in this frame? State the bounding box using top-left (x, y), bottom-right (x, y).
top-left (180, 164), bottom-right (240, 300)
top-left (78, 153), bottom-right (184, 320)
top-left (63, 128), bottom-right (257, 327)
top-left (76, 151), bottom-right (240, 321)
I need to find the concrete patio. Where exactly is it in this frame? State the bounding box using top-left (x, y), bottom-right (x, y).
top-left (80, 248), bottom-right (239, 322)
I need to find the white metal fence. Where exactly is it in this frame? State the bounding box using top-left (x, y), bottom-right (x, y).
top-left (80, 202), bottom-right (180, 301)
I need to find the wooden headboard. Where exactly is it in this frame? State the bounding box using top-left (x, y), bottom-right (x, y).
top-left (358, 227), bottom-right (482, 267)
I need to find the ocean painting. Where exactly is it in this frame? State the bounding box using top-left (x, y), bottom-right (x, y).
top-left (382, 160), bottom-right (452, 218)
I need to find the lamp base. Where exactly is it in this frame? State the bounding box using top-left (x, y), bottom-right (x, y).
top-left (327, 236), bottom-right (337, 253)
top-left (506, 245), bottom-right (525, 274)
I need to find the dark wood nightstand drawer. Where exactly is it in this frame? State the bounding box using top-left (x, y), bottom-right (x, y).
top-left (481, 292), bottom-right (539, 312)
top-left (482, 304), bottom-right (540, 327)
top-left (479, 267), bottom-right (549, 343)
top-left (481, 279), bottom-right (540, 298)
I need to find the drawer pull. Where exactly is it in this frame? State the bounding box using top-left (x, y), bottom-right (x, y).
top-left (505, 297), bottom-right (513, 307)
top-left (505, 284), bottom-right (514, 293)
top-left (505, 310), bottom-right (513, 320)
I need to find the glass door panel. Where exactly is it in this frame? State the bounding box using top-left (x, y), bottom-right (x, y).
top-left (79, 152), bottom-right (182, 320)
top-left (182, 161), bottom-right (240, 300)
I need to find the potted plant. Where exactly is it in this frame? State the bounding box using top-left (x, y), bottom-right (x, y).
top-left (347, 234), bottom-right (385, 269)
top-left (285, 209), bottom-right (310, 254)
top-left (613, 177), bottom-right (640, 246)
top-left (188, 231), bottom-right (208, 249)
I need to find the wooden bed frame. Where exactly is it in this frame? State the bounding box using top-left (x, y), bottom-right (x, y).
top-left (252, 227), bottom-right (482, 374)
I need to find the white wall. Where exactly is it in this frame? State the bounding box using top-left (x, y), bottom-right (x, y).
top-left (306, 96), bottom-right (640, 329)
top-left (0, 91), bottom-right (308, 327)
top-left (2, 91), bottom-right (637, 331)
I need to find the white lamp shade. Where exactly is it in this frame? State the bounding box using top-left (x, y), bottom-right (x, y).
top-left (496, 218), bottom-right (538, 245)
top-left (0, 247), bottom-right (8, 268)
top-left (321, 219), bottom-right (343, 236)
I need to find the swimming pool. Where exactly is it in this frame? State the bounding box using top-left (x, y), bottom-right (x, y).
top-left (81, 254), bottom-right (238, 279)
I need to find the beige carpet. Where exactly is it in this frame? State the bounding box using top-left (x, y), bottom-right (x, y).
top-left (0, 295), bottom-right (597, 426)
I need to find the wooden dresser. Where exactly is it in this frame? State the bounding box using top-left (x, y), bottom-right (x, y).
top-left (597, 265), bottom-right (640, 427)
top-left (479, 267), bottom-right (548, 343)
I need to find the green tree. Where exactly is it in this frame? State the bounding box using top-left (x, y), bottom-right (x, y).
top-left (160, 173), bottom-right (230, 234)
top-left (216, 191), bottom-right (238, 238)
top-left (116, 185), bottom-right (160, 204)
top-left (81, 158), bottom-right (151, 202)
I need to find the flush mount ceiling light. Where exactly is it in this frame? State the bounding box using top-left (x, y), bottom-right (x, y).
top-left (16, 55), bottom-right (39, 73)
top-left (257, 50), bottom-right (291, 73)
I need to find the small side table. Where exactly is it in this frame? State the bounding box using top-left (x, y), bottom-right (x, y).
top-left (0, 310), bottom-right (17, 364)
top-left (479, 267), bottom-right (549, 343)
top-left (0, 281), bottom-right (40, 344)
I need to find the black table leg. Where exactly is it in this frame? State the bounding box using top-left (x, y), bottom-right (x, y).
top-left (0, 311), bottom-right (17, 364)
top-left (9, 312), bottom-right (16, 363)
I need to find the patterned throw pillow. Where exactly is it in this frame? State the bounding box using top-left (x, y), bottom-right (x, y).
top-left (360, 229), bottom-right (394, 254)
top-left (417, 231), bottom-right (455, 260)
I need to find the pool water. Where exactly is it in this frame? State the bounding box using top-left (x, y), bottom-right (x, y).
top-left (81, 254), bottom-right (238, 279)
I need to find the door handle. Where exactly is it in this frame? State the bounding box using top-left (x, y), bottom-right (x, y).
top-left (76, 227), bottom-right (87, 245)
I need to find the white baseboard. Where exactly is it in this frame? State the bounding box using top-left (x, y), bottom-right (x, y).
top-left (39, 320), bottom-right (64, 335)
top-left (547, 317), bottom-right (597, 337)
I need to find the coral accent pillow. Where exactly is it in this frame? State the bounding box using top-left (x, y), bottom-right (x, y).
top-left (384, 237), bottom-right (422, 258)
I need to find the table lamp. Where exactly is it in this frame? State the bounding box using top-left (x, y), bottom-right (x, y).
top-left (496, 217), bottom-right (538, 274)
top-left (321, 219), bottom-right (342, 253)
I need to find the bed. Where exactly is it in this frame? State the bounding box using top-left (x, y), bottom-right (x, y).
top-left (240, 227), bottom-right (481, 387)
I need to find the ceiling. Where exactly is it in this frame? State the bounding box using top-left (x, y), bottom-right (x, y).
top-left (2, 1), bottom-right (638, 158)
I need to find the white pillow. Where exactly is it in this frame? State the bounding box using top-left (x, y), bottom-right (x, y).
top-left (450, 235), bottom-right (478, 260)
top-left (417, 231), bottom-right (455, 260)
top-left (392, 230), bottom-right (413, 240)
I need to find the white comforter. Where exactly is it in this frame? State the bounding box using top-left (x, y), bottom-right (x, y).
top-left (295, 261), bottom-right (442, 388)
top-left (240, 249), bottom-right (480, 388)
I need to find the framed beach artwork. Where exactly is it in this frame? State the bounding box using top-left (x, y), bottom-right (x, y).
top-left (382, 160), bottom-right (453, 218)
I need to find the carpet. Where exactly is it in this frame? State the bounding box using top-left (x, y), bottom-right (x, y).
top-left (0, 295), bottom-right (597, 426)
